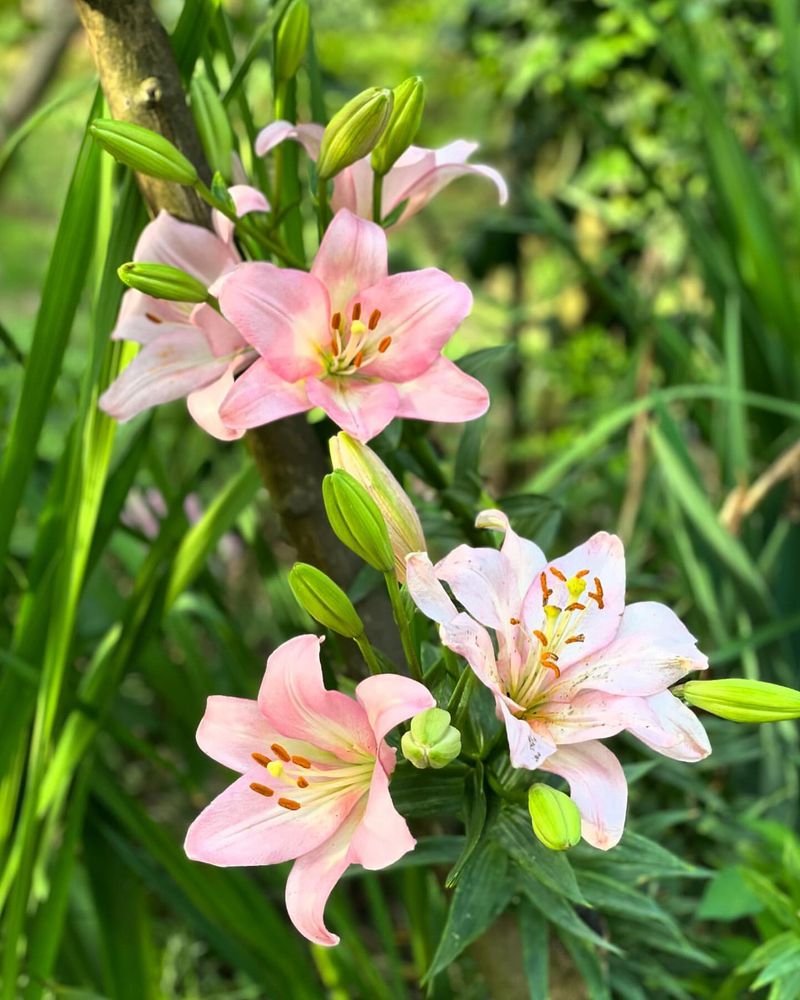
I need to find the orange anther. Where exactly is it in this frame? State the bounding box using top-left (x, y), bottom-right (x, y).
top-left (532, 629), bottom-right (548, 646)
top-left (565, 602), bottom-right (586, 612)
top-left (251, 752), bottom-right (271, 768)
top-left (278, 797), bottom-right (302, 811)
top-left (291, 755), bottom-right (311, 769)
top-left (331, 311), bottom-right (341, 330)
top-left (540, 572), bottom-right (552, 605)
top-left (509, 617), bottom-right (520, 625)
top-left (368, 308), bottom-right (381, 329)
top-left (353, 350), bottom-right (364, 368)
top-left (351, 302), bottom-right (362, 321)
top-left (249, 782), bottom-right (274, 797)
top-left (549, 566), bottom-right (566, 581)
top-left (378, 336), bottom-right (392, 352)
top-left (565, 634), bottom-right (585, 644)
top-left (576, 569), bottom-right (590, 578)
top-left (145, 312), bottom-right (163, 324)
top-left (296, 776), bottom-right (309, 789)
top-left (588, 577), bottom-right (605, 609)
top-left (271, 743), bottom-right (291, 762)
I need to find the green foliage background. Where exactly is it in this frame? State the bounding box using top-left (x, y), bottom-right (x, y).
top-left (1, 0), bottom-right (799, 997)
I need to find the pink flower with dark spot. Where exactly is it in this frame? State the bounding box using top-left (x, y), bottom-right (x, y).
top-left (184, 634), bottom-right (434, 946)
top-left (406, 510), bottom-right (711, 850)
top-left (99, 185), bottom-right (268, 440)
top-left (255, 121), bottom-right (508, 227)
top-left (216, 209), bottom-right (489, 442)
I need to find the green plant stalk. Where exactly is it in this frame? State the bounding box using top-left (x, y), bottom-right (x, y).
top-left (354, 633), bottom-right (384, 676)
top-left (317, 176), bottom-right (330, 237)
top-left (273, 76), bottom-right (305, 262)
top-left (372, 171), bottom-right (383, 223)
top-left (449, 668), bottom-right (478, 732)
top-left (384, 573), bottom-right (422, 681)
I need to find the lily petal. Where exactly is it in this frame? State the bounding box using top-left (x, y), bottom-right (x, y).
top-left (187, 361), bottom-right (247, 441)
top-left (305, 377), bottom-right (399, 443)
top-left (212, 184), bottom-right (270, 244)
top-left (405, 552), bottom-right (459, 625)
top-left (539, 741), bottom-right (628, 850)
top-left (195, 695), bottom-right (269, 773)
top-left (255, 120), bottom-right (324, 160)
top-left (354, 270), bottom-right (472, 382)
top-left (219, 358), bottom-right (310, 430)
top-left (348, 764), bottom-right (415, 870)
top-left (355, 674), bottom-right (435, 743)
top-left (134, 209), bottom-right (238, 287)
top-left (311, 209), bottom-right (388, 315)
top-left (257, 635), bottom-right (376, 759)
top-left (435, 544), bottom-right (516, 630)
top-left (626, 691), bottom-right (711, 762)
top-left (475, 509), bottom-right (546, 606)
top-left (394, 357), bottom-right (489, 424)
top-left (496, 697), bottom-right (557, 770)
top-left (440, 611), bottom-right (503, 693)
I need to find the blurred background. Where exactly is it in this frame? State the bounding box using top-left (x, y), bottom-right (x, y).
top-left (1, 0), bottom-right (800, 997)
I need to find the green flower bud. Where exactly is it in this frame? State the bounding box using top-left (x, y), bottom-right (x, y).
top-left (317, 87), bottom-right (394, 181)
top-left (528, 784), bottom-right (582, 852)
top-left (678, 679), bottom-right (800, 723)
top-left (371, 76), bottom-right (425, 176)
top-left (401, 708), bottom-right (461, 769)
top-left (89, 119), bottom-right (198, 185)
top-left (329, 433), bottom-right (425, 582)
top-left (322, 470), bottom-right (395, 573)
top-left (190, 74), bottom-right (234, 179)
top-left (275, 0), bottom-right (310, 82)
top-left (117, 262), bottom-right (209, 303)
top-left (288, 563), bottom-right (364, 639)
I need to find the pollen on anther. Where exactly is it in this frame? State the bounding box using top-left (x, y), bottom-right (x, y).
top-left (291, 755), bottom-right (311, 769)
top-left (565, 634), bottom-right (585, 644)
top-left (249, 782), bottom-right (274, 797)
top-left (368, 308), bottom-right (381, 329)
top-left (353, 350), bottom-right (364, 368)
top-left (378, 336), bottom-right (392, 352)
top-left (271, 743), bottom-right (291, 762)
top-left (540, 572), bottom-right (552, 604)
top-left (296, 776), bottom-right (309, 789)
top-left (509, 617), bottom-right (520, 625)
top-left (331, 311), bottom-right (341, 330)
top-left (549, 566), bottom-right (567, 581)
top-left (145, 312), bottom-right (163, 324)
top-left (565, 602), bottom-right (586, 612)
top-left (576, 569), bottom-right (590, 578)
top-left (532, 629), bottom-right (548, 646)
top-left (352, 302), bottom-right (362, 321)
top-left (278, 797), bottom-right (302, 811)
top-left (251, 752), bottom-right (271, 768)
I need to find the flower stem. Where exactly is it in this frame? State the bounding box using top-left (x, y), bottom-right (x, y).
top-left (194, 179), bottom-right (304, 268)
top-left (448, 667), bottom-right (477, 731)
top-left (384, 572), bottom-right (423, 682)
top-left (317, 177), bottom-right (330, 238)
top-left (355, 633), bottom-right (384, 676)
top-left (372, 171), bottom-right (383, 223)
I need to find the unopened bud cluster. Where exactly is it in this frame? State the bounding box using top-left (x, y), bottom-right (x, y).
top-left (401, 708), bottom-right (461, 769)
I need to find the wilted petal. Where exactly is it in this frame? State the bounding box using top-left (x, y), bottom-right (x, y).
top-left (394, 357), bottom-right (489, 424)
top-left (355, 674), bottom-right (435, 743)
top-left (257, 635), bottom-right (376, 759)
top-left (99, 330), bottom-right (228, 422)
top-left (217, 262), bottom-right (329, 382)
top-left (626, 691), bottom-right (711, 762)
top-left (405, 551), bottom-right (458, 625)
top-left (354, 270), bottom-right (472, 382)
top-left (556, 601), bottom-right (709, 699)
top-left (311, 209), bottom-right (388, 315)
top-left (306, 377), bottom-right (399, 443)
top-left (219, 358), bottom-right (310, 430)
top-left (539, 741), bottom-right (628, 850)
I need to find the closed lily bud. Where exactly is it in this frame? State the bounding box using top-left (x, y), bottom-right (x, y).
top-left (329, 433), bottom-right (424, 582)
top-left (678, 679), bottom-right (800, 723)
top-left (89, 119), bottom-right (198, 185)
top-left (528, 784), bottom-right (582, 852)
top-left (275, 0), bottom-right (310, 82)
top-left (401, 708), bottom-right (461, 769)
top-left (117, 262), bottom-right (210, 303)
top-left (371, 76), bottom-right (425, 176)
top-left (322, 470), bottom-right (395, 573)
top-left (190, 74), bottom-right (234, 179)
top-left (288, 563), bottom-right (364, 639)
top-left (317, 87), bottom-right (394, 181)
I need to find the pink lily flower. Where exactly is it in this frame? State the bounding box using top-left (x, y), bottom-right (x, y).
top-left (215, 208), bottom-right (489, 442)
top-left (99, 185), bottom-right (269, 440)
top-left (184, 634), bottom-right (434, 945)
top-left (406, 510), bottom-right (711, 850)
top-left (255, 121), bottom-right (508, 227)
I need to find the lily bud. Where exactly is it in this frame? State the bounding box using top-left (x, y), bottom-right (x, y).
top-left (89, 119), bottom-right (198, 185)
top-left (678, 679), bottom-right (800, 723)
top-left (401, 708), bottom-right (461, 769)
top-left (371, 76), bottom-right (425, 176)
top-left (528, 784), bottom-right (582, 851)
top-left (117, 262), bottom-right (210, 303)
top-left (190, 75), bottom-right (234, 179)
top-left (322, 470), bottom-right (395, 573)
top-left (288, 563), bottom-right (364, 639)
top-left (274, 0), bottom-right (310, 82)
top-left (329, 433), bottom-right (424, 582)
top-left (317, 87), bottom-right (394, 181)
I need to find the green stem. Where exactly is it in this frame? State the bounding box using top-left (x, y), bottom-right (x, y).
top-left (372, 171), bottom-right (383, 223)
top-left (449, 668), bottom-right (478, 731)
top-left (194, 179), bottom-right (304, 267)
top-left (384, 573), bottom-right (423, 682)
top-left (317, 177), bottom-right (330, 238)
top-left (355, 633), bottom-right (384, 676)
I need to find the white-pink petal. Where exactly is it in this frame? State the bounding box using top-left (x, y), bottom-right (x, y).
top-left (348, 765), bottom-right (416, 870)
top-left (195, 695), bottom-right (270, 773)
top-left (311, 209), bottom-right (388, 315)
top-left (218, 358), bottom-right (311, 430)
top-left (474, 509), bottom-right (546, 608)
top-left (625, 691), bottom-right (711, 762)
top-left (405, 552), bottom-right (459, 625)
top-left (255, 119), bottom-right (324, 160)
top-left (394, 357), bottom-right (490, 424)
top-left (187, 362), bottom-right (246, 441)
top-left (355, 674), bottom-right (435, 743)
top-left (305, 377), bottom-right (399, 443)
top-left (435, 544), bottom-right (516, 630)
top-left (496, 697), bottom-right (557, 770)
